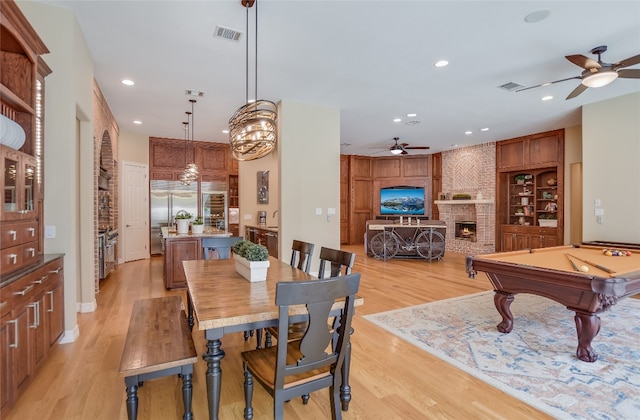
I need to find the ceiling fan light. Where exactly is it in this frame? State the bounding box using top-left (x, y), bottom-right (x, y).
top-left (390, 147), bottom-right (403, 155)
top-left (582, 71), bottom-right (618, 88)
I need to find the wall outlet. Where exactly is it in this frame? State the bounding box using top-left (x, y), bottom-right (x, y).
top-left (244, 214), bottom-right (252, 220)
top-left (45, 225), bottom-right (56, 238)
top-left (327, 208), bottom-right (336, 215)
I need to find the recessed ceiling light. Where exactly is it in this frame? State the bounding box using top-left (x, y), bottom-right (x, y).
top-left (222, 129), bottom-right (229, 134)
top-left (185, 89), bottom-right (204, 97)
top-left (435, 60), bottom-right (449, 67)
top-left (480, 127), bottom-right (489, 132)
top-left (393, 118), bottom-right (402, 123)
top-left (407, 113), bottom-right (417, 118)
top-left (133, 120), bottom-right (142, 125)
top-left (122, 79), bottom-right (134, 86)
top-left (542, 95), bottom-right (553, 101)
top-left (465, 131), bottom-right (473, 135)
top-left (524, 9), bottom-right (551, 23)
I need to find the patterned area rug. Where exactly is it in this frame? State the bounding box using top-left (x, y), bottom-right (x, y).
top-left (364, 292), bottom-right (640, 419)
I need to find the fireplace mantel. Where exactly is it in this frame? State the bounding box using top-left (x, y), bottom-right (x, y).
top-left (434, 199), bottom-right (494, 205)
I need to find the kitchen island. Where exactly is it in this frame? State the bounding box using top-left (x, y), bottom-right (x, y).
top-left (161, 227), bottom-right (233, 289)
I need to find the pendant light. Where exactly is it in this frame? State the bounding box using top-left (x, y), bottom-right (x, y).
top-left (179, 119), bottom-right (193, 185)
top-left (228, 0), bottom-right (277, 161)
top-left (184, 99), bottom-right (199, 179)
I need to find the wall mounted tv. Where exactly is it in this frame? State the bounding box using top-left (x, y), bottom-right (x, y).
top-left (380, 186), bottom-right (425, 215)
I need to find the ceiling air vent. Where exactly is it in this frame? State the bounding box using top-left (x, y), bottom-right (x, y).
top-left (499, 82), bottom-right (525, 92)
top-left (404, 120), bottom-right (421, 126)
top-left (214, 26), bottom-right (243, 42)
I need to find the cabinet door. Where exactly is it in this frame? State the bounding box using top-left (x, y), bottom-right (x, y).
top-left (31, 293), bottom-right (47, 371)
top-left (0, 312), bottom-right (12, 415)
top-left (164, 238), bottom-right (201, 289)
top-left (502, 230), bottom-right (528, 251)
top-left (11, 303), bottom-right (31, 394)
top-left (46, 278), bottom-right (64, 346)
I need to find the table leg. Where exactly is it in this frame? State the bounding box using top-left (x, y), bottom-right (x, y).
top-left (494, 292), bottom-right (514, 333)
top-left (203, 338), bottom-right (225, 420)
top-left (574, 311), bottom-right (601, 362)
top-left (187, 292), bottom-right (194, 331)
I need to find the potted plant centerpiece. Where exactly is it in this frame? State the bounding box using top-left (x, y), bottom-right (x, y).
top-left (232, 239), bottom-right (270, 282)
top-left (191, 215), bottom-right (204, 234)
top-left (174, 211), bottom-right (192, 234)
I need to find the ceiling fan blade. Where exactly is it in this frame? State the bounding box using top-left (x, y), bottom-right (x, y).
top-left (616, 54), bottom-right (640, 68)
top-left (405, 146), bottom-right (430, 150)
top-left (401, 150), bottom-right (408, 155)
top-left (617, 68), bottom-right (640, 79)
top-left (566, 83), bottom-right (589, 100)
top-left (566, 54), bottom-right (601, 70)
top-left (515, 76), bottom-right (581, 92)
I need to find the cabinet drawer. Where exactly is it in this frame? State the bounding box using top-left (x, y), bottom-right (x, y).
top-left (1, 220), bottom-right (38, 250)
top-left (0, 285), bottom-right (11, 317)
top-left (0, 242), bottom-right (39, 276)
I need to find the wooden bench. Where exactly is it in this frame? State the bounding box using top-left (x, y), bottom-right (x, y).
top-left (119, 296), bottom-right (198, 420)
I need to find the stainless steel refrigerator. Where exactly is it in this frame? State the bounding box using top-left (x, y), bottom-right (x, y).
top-left (150, 180), bottom-right (198, 254)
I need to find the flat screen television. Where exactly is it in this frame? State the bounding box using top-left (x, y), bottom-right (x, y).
top-left (380, 186), bottom-right (425, 215)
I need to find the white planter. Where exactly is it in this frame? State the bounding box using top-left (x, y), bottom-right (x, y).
top-left (234, 254), bottom-right (270, 282)
top-left (191, 224), bottom-right (204, 234)
top-left (176, 219), bottom-right (190, 234)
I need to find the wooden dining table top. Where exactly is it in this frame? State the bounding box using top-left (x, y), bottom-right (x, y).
top-left (183, 257), bottom-right (363, 331)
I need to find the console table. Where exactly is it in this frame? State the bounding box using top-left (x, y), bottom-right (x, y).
top-left (364, 220), bottom-right (447, 261)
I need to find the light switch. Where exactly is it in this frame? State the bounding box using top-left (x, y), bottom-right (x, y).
top-left (244, 214), bottom-right (252, 220)
top-left (594, 208), bottom-right (604, 216)
top-left (594, 199), bottom-right (601, 207)
top-left (327, 208), bottom-right (336, 215)
top-left (315, 208), bottom-right (322, 215)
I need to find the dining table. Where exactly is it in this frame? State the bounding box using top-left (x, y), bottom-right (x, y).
top-left (182, 256), bottom-right (363, 420)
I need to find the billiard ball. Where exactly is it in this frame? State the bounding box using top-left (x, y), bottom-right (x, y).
top-left (580, 265), bottom-right (589, 272)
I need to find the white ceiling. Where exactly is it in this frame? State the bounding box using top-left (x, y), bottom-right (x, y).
top-left (37, 1), bottom-right (640, 156)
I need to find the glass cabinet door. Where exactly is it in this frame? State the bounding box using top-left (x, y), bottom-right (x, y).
top-left (24, 160), bottom-right (36, 211)
top-left (4, 155), bottom-right (18, 212)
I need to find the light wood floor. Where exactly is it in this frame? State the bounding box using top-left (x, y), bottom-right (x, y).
top-left (5, 245), bottom-right (551, 420)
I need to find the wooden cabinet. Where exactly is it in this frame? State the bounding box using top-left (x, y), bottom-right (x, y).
top-left (0, 255), bottom-right (64, 416)
top-left (496, 129), bottom-right (564, 252)
top-left (245, 226), bottom-right (278, 258)
top-left (163, 237), bottom-right (202, 289)
top-left (228, 175), bottom-right (239, 236)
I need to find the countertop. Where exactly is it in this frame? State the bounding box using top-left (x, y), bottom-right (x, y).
top-left (245, 225), bottom-right (279, 233)
top-left (161, 227), bottom-right (233, 239)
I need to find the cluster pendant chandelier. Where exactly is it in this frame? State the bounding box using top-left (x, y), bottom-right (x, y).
top-left (228, 0), bottom-right (277, 161)
top-left (179, 99), bottom-right (199, 185)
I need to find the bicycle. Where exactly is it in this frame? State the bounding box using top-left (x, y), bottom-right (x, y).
top-left (369, 225), bottom-right (445, 261)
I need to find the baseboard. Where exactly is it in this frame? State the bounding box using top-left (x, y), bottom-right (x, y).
top-left (58, 324), bottom-right (80, 344)
top-left (77, 299), bottom-right (97, 313)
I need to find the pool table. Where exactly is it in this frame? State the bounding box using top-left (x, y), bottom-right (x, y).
top-left (466, 245), bottom-right (640, 362)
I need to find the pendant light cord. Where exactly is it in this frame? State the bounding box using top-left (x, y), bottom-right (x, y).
top-left (255, 0), bottom-right (258, 101)
top-left (245, 4), bottom-right (249, 104)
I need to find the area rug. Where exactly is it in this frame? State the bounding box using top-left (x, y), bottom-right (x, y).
top-left (363, 291), bottom-right (640, 419)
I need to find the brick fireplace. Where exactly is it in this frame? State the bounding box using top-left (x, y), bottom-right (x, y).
top-left (435, 199), bottom-right (494, 255)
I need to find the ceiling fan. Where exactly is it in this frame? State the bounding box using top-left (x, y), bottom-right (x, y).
top-left (388, 137), bottom-right (430, 155)
top-left (517, 45), bottom-right (640, 99)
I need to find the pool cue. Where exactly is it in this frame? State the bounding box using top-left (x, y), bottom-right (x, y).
top-left (566, 253), bottom-right (615, 274)
top-left (564, 253), bottom-right (581, 272)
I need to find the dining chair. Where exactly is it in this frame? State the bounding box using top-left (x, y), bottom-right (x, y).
top-left (241, 273), bottom-right (361, 420)
top-left (290, 240), bottom-right (315, 273)
top-left (202, 236), bottom-right (243, 260)
top-left (317, 247), bottom-right (356, 279)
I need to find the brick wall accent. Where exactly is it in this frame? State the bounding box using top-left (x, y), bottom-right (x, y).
top-left (438, 142), bottom-right (496, 255)
top-left (93, 80), bottom-right (119, 292)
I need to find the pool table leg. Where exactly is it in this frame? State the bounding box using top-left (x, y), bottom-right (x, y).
top-left (574, 311), bottom-right (601, 363)
top-left (494, 292), bottom-right (514, 333)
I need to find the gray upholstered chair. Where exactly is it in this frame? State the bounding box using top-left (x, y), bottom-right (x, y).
top-left (202, 236), bottom-right (243, 260)
top-left (241, 273), bottom-right (361, 420)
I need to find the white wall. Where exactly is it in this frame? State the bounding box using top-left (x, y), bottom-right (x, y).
top-left (18, 1), bottom-right (96, 340)
top-left (119, 130), bottom-right (150, 164)
top-left (279, 100), bottom-right (341, 273)
top-left (582, 92), bottom-right (640, 243)
top-left (563, 125), bottom-right (582, 244)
